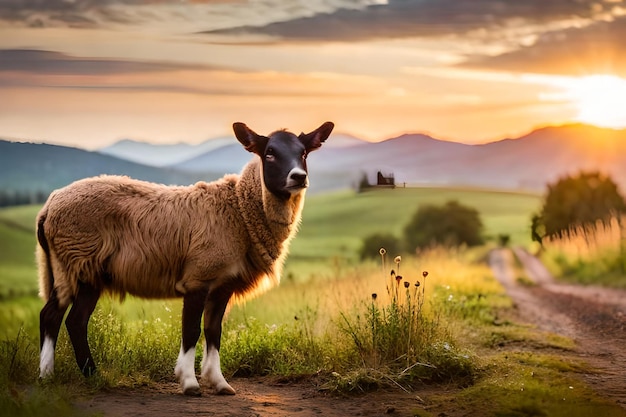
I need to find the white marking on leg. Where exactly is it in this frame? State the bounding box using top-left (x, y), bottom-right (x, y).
top-left (39, 335), bottom-right (55, 378)
top-left (201, 345), bottom-right (235, 395)
top-left (174, 344), bottom-right (200, 396)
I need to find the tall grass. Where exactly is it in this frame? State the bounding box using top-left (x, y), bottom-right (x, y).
top-left (330, 250), bottom-right (475, 391)
top-left (542, 216), bottom-right (626, 288)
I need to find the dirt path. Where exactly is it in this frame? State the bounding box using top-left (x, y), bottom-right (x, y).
top-left (489, 247), bottom-right (626, 407)
top-left (77, 249), bottom-right (626, 416)
top-left (77, 377), bottom-right (439, 417)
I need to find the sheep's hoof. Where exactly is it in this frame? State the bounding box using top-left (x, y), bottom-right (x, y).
top-left (183, 386), bottom-right (202, 397)
top-left (216, 384), bottom-right (236, 395)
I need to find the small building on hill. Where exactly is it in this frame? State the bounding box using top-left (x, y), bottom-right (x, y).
top-left (376, 171), bottom-right (395, 188)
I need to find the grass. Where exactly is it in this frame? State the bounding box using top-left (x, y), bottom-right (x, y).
top-left (0, 187), bottom-right (541, 299)
top-left (290, 188), bottom-right (540, 267)
top-left (450, 351), bottom-right (626, 417)
top-left (0, 205), bottom-right (39, 299)
top-left (540, 217), bottom-right (626, 288)
top-left (0, 188), bottom-right (624, 416)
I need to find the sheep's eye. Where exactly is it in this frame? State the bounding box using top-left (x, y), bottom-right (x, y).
top-left (302, 151), bottom-right (307, 160)
top-left (265, 148), bottom-right (275, 162)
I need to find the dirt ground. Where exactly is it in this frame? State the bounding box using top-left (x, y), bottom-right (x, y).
top-left (78, 378), bottom-right (455, 417)
top-left (77, 248), bottom-right (626, 416)
top-left (492, 248), bottom-right (626, 407)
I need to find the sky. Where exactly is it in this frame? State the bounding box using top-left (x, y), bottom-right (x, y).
top-left (1, 0), bottom-right (626, 149)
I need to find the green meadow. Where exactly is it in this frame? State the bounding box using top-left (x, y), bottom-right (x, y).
top-left (1, 187), bottom-right (624, 417)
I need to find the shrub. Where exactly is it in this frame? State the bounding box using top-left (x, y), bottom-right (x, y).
top-left (404, 200), bottom-right (484, 252)
top-left (532, 171), bottom-right (626, 243)
top-left (222, 315), bottom-right (326, 377)
top-left (333, 253), bottom-right (475, 391)
top-left (359, 233), bottom-right (401, 260)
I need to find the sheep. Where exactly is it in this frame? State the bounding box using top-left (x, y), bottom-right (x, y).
top-left (36, 121), bottom-right (334, 396)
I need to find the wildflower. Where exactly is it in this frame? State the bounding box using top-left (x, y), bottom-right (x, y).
top-left (394, 256), bottom-right (402, 264)
top-left (396, 275), bottom-right (402, 283)
top-left (379, 248), bottom-right (387, 256)
top-left (422, 271), bottom-right (429, 278)
top-left (371, 293), bottom-right (378, 300)
top-left (415, 281), bottom-right (420, 287)
top-left (403, 281), bottom-right (410, 288)
top-left (390, 269), bottom-right (396, 277)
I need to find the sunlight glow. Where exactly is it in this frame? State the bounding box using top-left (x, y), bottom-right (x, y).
top-left (569, 75), bottom-right (626, 129)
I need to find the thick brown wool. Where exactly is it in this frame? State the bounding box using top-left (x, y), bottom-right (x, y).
top-left (37, 158), bottom-right (304, 308)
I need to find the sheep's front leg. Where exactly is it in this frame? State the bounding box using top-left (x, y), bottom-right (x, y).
top-left (175, 291), bottom-right (205, 396)
top-left (201, 288), bottom-right (235, 395)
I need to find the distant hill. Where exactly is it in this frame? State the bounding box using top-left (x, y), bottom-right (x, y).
top-left (162, 123), bottom-right (626, 192)
top-left (100, 133), bottom-right (367, 168)
top-left (99, 137), bottom-right (234, 167)
top-left (3, 123), bottom-right (626, 197)
top-left (0, 140), bottom-right (215, 195)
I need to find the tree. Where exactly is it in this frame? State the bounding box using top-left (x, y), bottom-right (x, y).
top-left (532, 171), bottom-right (626, 243)
top-left (403, 200), bottom-right (484, 251)
top-left (359, 233), bottom-right (401, 260)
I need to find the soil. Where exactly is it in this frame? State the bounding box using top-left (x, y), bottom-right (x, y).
top-left (76, 248), bottom-right (626, 416)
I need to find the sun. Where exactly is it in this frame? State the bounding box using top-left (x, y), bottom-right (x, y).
top-left (568, 74), bottom-right (626, 129)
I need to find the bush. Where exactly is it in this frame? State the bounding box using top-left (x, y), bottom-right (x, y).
top-left (532, 171), bottom-right (626, 243)
top-left (359, 233), bottom-right (401, 260)
top-left (334, 255), bottom-right (475, 391)
top-left (404, 200), bottom-right (484, 252)
top-left (222, 315), bottom-right (325, 377)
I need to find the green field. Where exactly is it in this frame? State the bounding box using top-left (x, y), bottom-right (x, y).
top-left (0, 187), bottom-right (541, 299)
top-left (0, 186), bottom-right (541, 338)
top-left (2, 187), bottom-right (625, 417)
top-left (289, 187), bottom-right (540, 278)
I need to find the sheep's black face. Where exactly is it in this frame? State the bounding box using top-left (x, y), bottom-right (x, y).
top-left (233, 122), bottom-right (334, 199)
top-left (262, 131), bottom-right (309, 198)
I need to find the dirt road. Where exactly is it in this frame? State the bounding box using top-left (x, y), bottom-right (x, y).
top-left (77, 377), bottom-right (434, 417)
top-left (77, 249), bottom-right (626, 416)
top-left (489, 247), bottom-right (626, 407)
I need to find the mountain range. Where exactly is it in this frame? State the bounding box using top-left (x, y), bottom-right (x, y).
top-left (2, 124), bottom-right (626, 196)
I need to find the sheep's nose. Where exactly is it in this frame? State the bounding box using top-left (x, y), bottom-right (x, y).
top-left (287, 168), bottom-right (308, 190)
top-left (290, 171), bottom-right (307, 184)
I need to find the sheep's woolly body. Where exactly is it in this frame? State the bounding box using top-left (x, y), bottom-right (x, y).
top-left (37, 159), bottom-right (303, 308)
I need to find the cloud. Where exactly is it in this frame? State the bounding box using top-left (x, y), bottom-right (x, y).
top-left (459, 15), bottom-right (626, 77)
top-left (203, 0), bottom-right (610, 42)
top-left (0, 0), bottom-right (111, 28)
top-left (0, 0), bottom-right (226, 28)
top-left (0, 48), bottom-right (378, 98)
top-left (0, 49), bottom-right (222, 75)
top-left (0, 0), bottom-right (380, 30)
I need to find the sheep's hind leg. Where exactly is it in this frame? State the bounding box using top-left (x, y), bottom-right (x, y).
top-left (39, 290), bottom-right (69, 378)
top-left (201, 288), bottom-right (235, 395)
top-left (175, 291), bottom-right (205, 396)
top-left (65, 281), bottom-right (100, 377)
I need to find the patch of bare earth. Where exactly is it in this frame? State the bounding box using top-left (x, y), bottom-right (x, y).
top-left (77, 377), bottom-right (453, 417)
top-left (77, 248), bottom-right (626, 416)
top-left (490, 247), bottom-right (626, 409)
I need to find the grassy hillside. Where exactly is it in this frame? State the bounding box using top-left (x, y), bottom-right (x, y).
top-left (0, 140), bottom-right (211, 195)
top-left (0, 205), bottom-right (39, 298)
top-left (290, 187), bottom-right (540, 266)
top-left (0, 187), bottom-right (540, 299)
top-left (3, 189), bottom-right (625, 417)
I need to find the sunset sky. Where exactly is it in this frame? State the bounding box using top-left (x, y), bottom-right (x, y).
top-left (1, 0), bottom-right (626, 149)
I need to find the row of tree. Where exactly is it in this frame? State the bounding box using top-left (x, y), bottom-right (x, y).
top-left (0, 189), bottom-right (49, 208)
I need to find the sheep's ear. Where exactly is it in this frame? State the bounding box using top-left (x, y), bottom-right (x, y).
top-left (299, 122), bottom-right (334, 152)
top-left (233, 122), bottom-right (268, 155)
